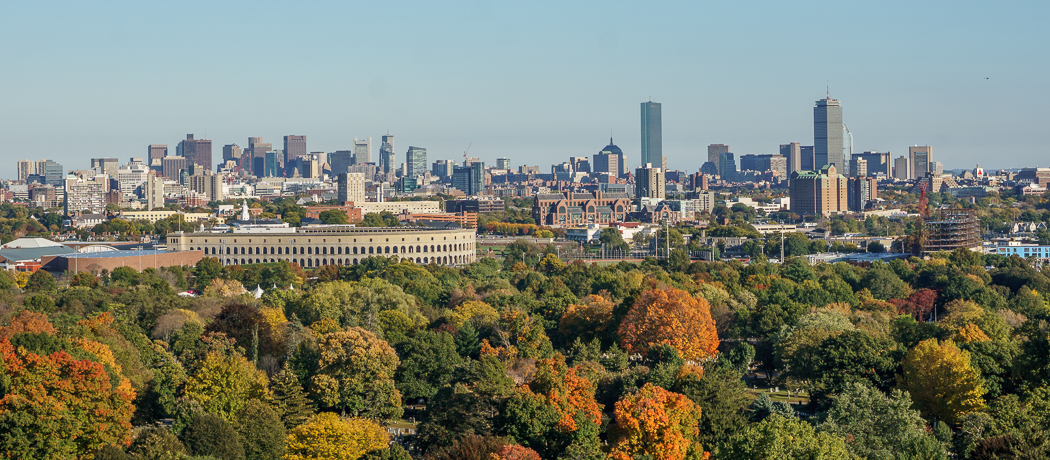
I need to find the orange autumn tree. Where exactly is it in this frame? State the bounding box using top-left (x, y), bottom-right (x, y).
top-left (490, 444), bottom-right (542, 460)
top-left (618, 287), bottom-right (719, 362)
top-left (0, 314), bottom-right (136, 458)
top-left (609, 383), bottom-right (707, 460)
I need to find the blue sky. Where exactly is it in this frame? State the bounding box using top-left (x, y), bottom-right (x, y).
top-left (2, 0), bottom-right (1047, 178)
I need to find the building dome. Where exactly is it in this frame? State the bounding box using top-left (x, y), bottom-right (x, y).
top-left (600, 137), bottom-right (623, 155)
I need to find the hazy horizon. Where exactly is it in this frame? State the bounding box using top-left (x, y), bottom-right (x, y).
top-left (2, 0), bottom-right (1048, 178)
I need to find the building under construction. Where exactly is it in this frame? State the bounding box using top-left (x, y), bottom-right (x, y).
top-left (926, 208), bottom-right (981, 252)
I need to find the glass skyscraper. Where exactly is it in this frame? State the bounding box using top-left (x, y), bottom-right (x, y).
top-left (406, 146), bottom-right (427, 178)
top-left (814, 98), bottom-right (844, 175)
top-left (640, 101), bottom-right (661, 167)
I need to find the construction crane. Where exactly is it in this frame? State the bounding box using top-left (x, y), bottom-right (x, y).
top-left (463, 143), bottom-right (471, 164)
top-left (912, 183), bottom-right (929, 256)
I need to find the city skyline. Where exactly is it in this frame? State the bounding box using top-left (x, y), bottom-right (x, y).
top-left (2, 1), bottom-right (1048, 178)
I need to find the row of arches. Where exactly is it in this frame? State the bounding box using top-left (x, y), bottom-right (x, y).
top-left (202, 242), bottom-right (472, 256)
top-left (222, 254), bottom-right (470, 267)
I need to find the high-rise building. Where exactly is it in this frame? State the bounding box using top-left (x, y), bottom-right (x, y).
top-left (380, 134), bottom-right (395, 174)
top-left (814, 97), bottom-right (844, 174)
top-left (594, 138), bottom-right (624, 177)
top-left (496, 158), bottom-right (511, 170)
top-left (222, 144), bottom-right (241, 162)
top-left (641, 101), bottom-right (662, 168)
top-left (17, 159), bottom-right (36, 182)
top-left (284, 135), bottom-right (307, 166)
top-left (177, 134), bottom-right (213, 173)
top-left (406, 147), bottom-right (427, 178)
top-left (910, 146), bottom-right (933, 178)
top-left (452, 162), bottom-right (485, 196)
top-left (146, 172), bottom-right (165, 210)
top-left (338, 173), bottom-right (367, 204)
top-left (789, 164), bottom-right (848, 216)
top-left (635, 163), bottom-right (666, 200)
top-left (718, 152), bottom-right (737, 181)
top-left (41, 160), bottom-right (64, 187)
top-left (90, 158), bottom-right (119, 177)
top-left (569, 157), bottom-right (591, 174)
top-left (265, 151), bottom-right (281, 177)
top-left (780, 143), bottom-right (802, 175)
top-left (847, 176), bottom-right (878, 212)
top-left (161, 156), bottom-right (188, 180)
top-left (432, 159), bottom-right (454, 179)
top-left (64, 175), bottom-right (109, 216)
top-left (800, 145), bottom-right (815, 171)
top-left (148, 145), bottom-right (168, 163)
top-left (329, 151), bottom-right (354, 176)
top-left (247, 138), bottom-right (272, 178)
top-left (893, 156), bottom-right (911, 180)
top-left (353, 138), bottom-right (372, 164)
top-left (117, 161), bottom-right (150, 197)
top-left (852, 151), bottom-right (891, 177)
top-left (708, 144), bottom-right (730, 165)
top-left (739, 154), bottom-right (787, 178)
top-left (849, 158), bottom-right (868, 178)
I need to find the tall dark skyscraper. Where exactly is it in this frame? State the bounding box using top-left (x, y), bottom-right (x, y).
top-left (640, 101), bottom-right (662, 168)
top-left (177, 134), bottom-right (212, 173)
top-left (284, 135), bottom-right (307, 166)
top-left (380, 134), bottom-right (395, 174)
top-left (800, 145), bottom-right (815, 171)
top-left (780, 143), bottom-right (801, 175)
top-left (148, 145), bottom-right (168, 163)
top-left (814, 97), bottom-right (844, 174)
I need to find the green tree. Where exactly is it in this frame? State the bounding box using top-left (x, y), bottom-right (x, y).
top-left (193, 257), bottom-right (224, 291)
top-left (394, 330), bottom-right (464, 402)
top-left (24, 269), bottom-right (57, 293)
top-left (318, 209), bottom-right (350, 225)
top-left (675, 359), bottom-right (750, 450)
top-left (312, 327), bottom-right (403, 419)
top-left (599, 228), bottom-right (629, 253)
top-left (867, 241), bottom-right (886, 253)
top-left (806, 330), bottom-right (898, 406)
top-left (269, 367), bottom-right (316, 430)
top-left (720, 415), bottom-right (853, 460)
top-left (233, 400), bottom-right (286, 460)
top-left (180, 413), bottom-right (245, 460)
top-left (819, 383), bottom-right (946, 460)
top-left (127, 427), bottom-right (186, 460)
top-left (184, 351), bottom-right (268, 421)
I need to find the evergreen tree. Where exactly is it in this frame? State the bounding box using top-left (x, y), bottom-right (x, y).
top-left (454, 321), bottom-right (480, 358)
top-left (269, 368), bottom-right (315, 429)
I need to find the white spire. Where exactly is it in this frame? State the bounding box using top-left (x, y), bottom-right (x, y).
top-left (241, 200), bottom-right (250, 221)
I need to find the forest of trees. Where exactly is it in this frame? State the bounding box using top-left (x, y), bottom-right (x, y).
top-left (1, 243), bottom-right (1050, 459)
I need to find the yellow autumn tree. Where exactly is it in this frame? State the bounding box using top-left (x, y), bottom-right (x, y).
top-left (185, 351), bottom-right (269, 421)
top-left (446, 300), bottom-right (500, 328)
top-left (559, 294), bottom-right (615, 342)
top-left (898, 339), bottom-right (986, 424)
top-left (284, 412), bottom-right (388, 460)
top-left (618, 287), bottom-right (719, 362)
top-left (204, 277), bottom-right (248, 298)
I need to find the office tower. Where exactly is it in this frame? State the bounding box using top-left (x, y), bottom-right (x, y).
top-left (432, 159), bottom-right (454, 178)
top-left (161, 156), bottom-right (188, 180)
top-left (496, 158), bottom-right (511, 170)
top-left (64, 175), bottom-right (109, 216)
top-left (910, 146), bottom-right (933, 178)
top-left (849, 158), bottom-right (868, 178)
top-left (452, 162), bottom-right (485, 196)
top-left (635, 163), bottom-right (666, 200)
top-left (708, 144), bottom-right (730, 165)
top-left (406, 146), bottom-right (427, 178)
top-left (852, 151), bottom-right (891, 177)
top-left (117, 162), bottom-right (150, 196)
top-left (247, 138), bottom-right (272, 177)
top-left (800, 145), bottom-right (815, 171)
top-left (780, 143), bottom-right (802, 174)
top-left (380, 134), bottom-right (395, 174)
top-left (814, 97), bottom-right (845, 174)
top-left (353, 138), bottom-right (372, 164)
top-left (689, 173), bottom-right (709, 191)
top-left (519, 165), bottom-right (540, 175)
top-left (739, 154), bottom-right (787, 178)
top-left (146, 172), bottom-right (165, 210)
top-left (932, 161), bottom-right (943, 176)
top-left (42, 160), bottom-right (64, 187)
top-left (641, 101), bottom-right (662, 168)
top-left (17, 160), bottom-right (35, 182)
top-left (221, 144), bottom-right (240, 163)
top-left (718, 152), bottom-right (737, 180)
top-left (789, 164), bottom-right (849, 215)
top-left (148, 145), bottom-right (168, 163)
top-left (847, 176), bottom-right (878, 212)
top-left (338, 172), bottom-right (367, 204)
top-left (894, 156), bottom-right (911, 180)
top-left (570, 157), bottom-right (591, 174)
top-left (329, 150), bottom-right (354, 175)
top-left (208, 173), bottom-right (224, 203)
top-left (90, 158), bottom-right (119, 177)
top-left (593, 138), bottom-right (624, 177)
top-left (265, 151), bottom-right (281, 177)
top-left (177, 134), bottom-right (213, 173)
top-left (284, 135), bottom-right (307, 166)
